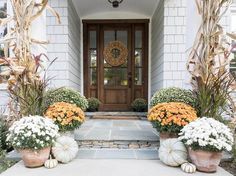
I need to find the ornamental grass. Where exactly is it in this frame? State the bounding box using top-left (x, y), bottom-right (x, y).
top-left (45, 102), bottom-right (85, 132)
top-left (148, 102), bottom-right (197, 133)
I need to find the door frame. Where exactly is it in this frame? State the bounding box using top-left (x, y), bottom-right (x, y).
top-left (83, 19), bottom-right (149, 111)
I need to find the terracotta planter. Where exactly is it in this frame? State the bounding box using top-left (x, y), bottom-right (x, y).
top-left (188, 148), bottom-right (222, 173)
top-left (159, 132), bottom-right (178, 144)
top-left (18, 147), bottom-right (51, 168)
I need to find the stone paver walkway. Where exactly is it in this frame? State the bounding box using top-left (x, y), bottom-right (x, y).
top-left (75, 119), bottom-right (158, 141)
top-left (1, 159), bottom-right (232, 176)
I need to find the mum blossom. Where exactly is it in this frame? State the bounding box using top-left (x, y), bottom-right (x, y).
top-left (179, 117), bottom-right (234, 152)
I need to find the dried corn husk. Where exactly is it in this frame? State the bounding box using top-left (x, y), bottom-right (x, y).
top-left (0, 0), bottom-right (60, 119)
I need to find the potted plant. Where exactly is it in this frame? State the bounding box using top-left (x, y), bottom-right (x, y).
top-left (44, 87), bottom-right (88, 111)
top-left (45, 102), bottom-right (85, 137)
top-left (131, 98), bottom-right (148, 112)
top-left (179, 117), bottom-right (234, 173)
top-left (87, 97), bottom-right (101, 112)
top-left (148, 102), bottom-right (197, 143)
top-left (150, 87), bottom-right (198, 110)
top-left (6, 116), bottom-right (59, 168)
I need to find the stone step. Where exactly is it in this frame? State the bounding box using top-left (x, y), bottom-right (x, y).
top-left (77, 140), bottom-right (159, 149)
top-left (85, 112), bottom-right (147, 119)
top-left (92, 115), bottom-right (140, 120)
top-left (75, 119), bottom-right (159, 140)
top-left (6, 149), bottom-right (159, 161)
top-left (76, 149), bottom-right (159, 160)
top-left (6, 149), bottom-right (233, 162)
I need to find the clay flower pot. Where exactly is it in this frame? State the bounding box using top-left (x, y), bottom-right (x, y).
top-left (18, 147), bottom-right (51, 168)
top-left (159, 132), bottom-right (178, 144)
top-left (188, 148), bottom-right (222, 173)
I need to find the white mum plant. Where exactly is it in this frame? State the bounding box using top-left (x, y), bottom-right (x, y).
top-left (179, 117), bottom-right (234, 152)
top-left (7, 116), bottom-right (59, 150)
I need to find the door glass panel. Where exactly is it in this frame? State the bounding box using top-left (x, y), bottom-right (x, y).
top-left (90, 50), bottom-right (97, 67)
top-left (104, 31), bottom-right (115, 46)
top-left (135, 30), bottom-right (142, 48)
top-left (90, 68), bottom-right (97, 85)
top-left (117, 31), bottom-right (128, 46)
top-left (104, 68), bottom-right (128, 86)
top-left (135, 68), bottom-right (142, 85)
top-left (135, 49), bottom-right (142, 67)
top-left (89, 31), bottom-right (96, 49)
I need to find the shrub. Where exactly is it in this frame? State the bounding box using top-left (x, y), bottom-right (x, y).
top-left (7, 116), bottom-right (59, 150)
top-left (150, 87), bottom-right (198, 109)
top-left (44, 87), bottom-right (88, 111)
top-left (131, 98), bottom-right (148, 112)
top-left (87, 98), bottom-right (101, 112)
top-left (0, 119), bottom-right (9, 151)
top-left (148, 102), bottom-right (197, 133)
top-left (45, 102), bottom-right (85, 132)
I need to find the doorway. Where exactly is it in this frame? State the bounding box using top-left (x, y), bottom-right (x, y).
top-left (83, 20), bottom-right (149, 111)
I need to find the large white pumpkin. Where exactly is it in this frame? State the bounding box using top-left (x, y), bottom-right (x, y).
top-left (52, 136), bottom-right (78, 163)
top-left (159, 138), bottom-right (187, 166)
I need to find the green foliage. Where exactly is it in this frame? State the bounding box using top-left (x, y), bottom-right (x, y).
top-left (0, 119), bottom-right (10, 151)
top-left (194, 72), bottom-right (234, 122)
top-left (0, 151), bottom-right (16, 174)
top-left (44, 87), bottom-right (88, 111)
top-left (87, 98), bottom-right (101, 112)
top-left (131, 98), bottom-right (148, 112)
top-left (150, 87), bottom-right (198, 109)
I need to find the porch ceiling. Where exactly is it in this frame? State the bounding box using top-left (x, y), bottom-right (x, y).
top-left (72, 0), bottom-right (160, 18)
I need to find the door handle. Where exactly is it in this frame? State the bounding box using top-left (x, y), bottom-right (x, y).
top-left (128, 72), bottom-right (132, 88)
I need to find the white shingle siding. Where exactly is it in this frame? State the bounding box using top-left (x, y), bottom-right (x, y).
top-left (0, 0), bottom-right (8, 109)
top-left (163, 0), bottom-right (187, 89)
top-left (151, 0), bottom-right (187, 96)
top-left (47, 0), bottom-right (81, 91)
top-left (151, 0), bottom-right (164, 96)
top-left (0, 85), bottom-right (8, 110)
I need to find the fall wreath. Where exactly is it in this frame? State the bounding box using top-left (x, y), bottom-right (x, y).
top-left (103, 41), bottom-right (128, 67)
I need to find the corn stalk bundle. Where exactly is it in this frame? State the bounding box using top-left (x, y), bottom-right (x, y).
top-left (0, 0), bottom-right (60, 120)
top-left (187, 0), bottom-right (236, 120)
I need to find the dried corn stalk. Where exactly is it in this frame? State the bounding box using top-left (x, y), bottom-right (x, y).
top-left (0, 0), bottom-right (60, 120)
top-left (187, 0), bottom-right (236, 119)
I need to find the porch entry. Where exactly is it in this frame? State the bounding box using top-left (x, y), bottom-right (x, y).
top-left (83, 20), bottom-right (149, 111)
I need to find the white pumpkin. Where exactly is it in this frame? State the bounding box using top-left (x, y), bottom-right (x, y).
top-left (52, 136), bottom-right (78, 163)
top-left (44, 155), bottom-right (58, 169)
top-left (181, 162), bottom-right (197, 173)
top-left (159, 138), bottom-right (187, 166)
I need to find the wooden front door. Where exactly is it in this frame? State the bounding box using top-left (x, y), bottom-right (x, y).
top-left (83, 20), bottom-right (149, 111)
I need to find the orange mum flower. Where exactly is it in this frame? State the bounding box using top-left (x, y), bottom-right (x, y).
top-left (45, 102), bottom-right (85, 132)
top-left (148, 102), bottom-right (197, 133)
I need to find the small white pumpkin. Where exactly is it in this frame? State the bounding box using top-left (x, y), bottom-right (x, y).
top-left (52, 136), bottom-right (78, 163)
top-left (44, 155), bottom-right (58, 169)
top-left (159, 138), bottom-right (187, 167)
top-left (181, 162), bottom-right (197, 173)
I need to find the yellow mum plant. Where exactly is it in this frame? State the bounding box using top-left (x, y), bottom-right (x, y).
top-left (148, 102), bottom-right (197, 133)
top-left (45, 102), bottom-right (85, 132)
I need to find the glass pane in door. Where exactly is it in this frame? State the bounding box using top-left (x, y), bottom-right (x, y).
top-left (103, 30), bottom-right (128, 87)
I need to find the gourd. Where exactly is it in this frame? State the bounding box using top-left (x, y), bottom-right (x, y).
top-left (44, 155), bottom-right (58, 169)
top-left (159, 138), bottom-right (187, 166)
top-left (181, 162), bottom-right (197, 173)
top-left (52, 136), bottom-right (78, 163)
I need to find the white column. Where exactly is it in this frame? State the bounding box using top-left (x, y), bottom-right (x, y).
top-left (184, 0), bottom-right (201, 89)
top-left (186, 1), bottom-right (201, 51)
